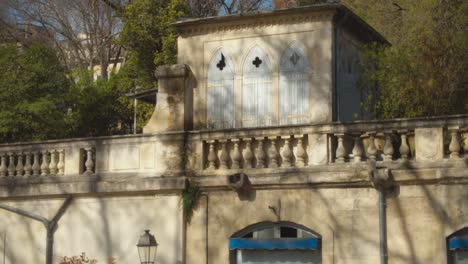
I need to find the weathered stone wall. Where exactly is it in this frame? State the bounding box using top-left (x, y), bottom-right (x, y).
top-left (0, 195), bottom-right (183, 264)
top-left (186, 184), bottom-right (468, 264)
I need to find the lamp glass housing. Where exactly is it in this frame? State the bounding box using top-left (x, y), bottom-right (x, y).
top-left (137, 230), bottom-right (158, 264)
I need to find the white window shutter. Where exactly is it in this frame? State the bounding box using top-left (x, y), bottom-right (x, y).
top-left (207, 50), bottom-right (235, 129)
top-left (242, 47), bottom-right (273, 127)
top-left (279, 44), bottom-right (311, 125)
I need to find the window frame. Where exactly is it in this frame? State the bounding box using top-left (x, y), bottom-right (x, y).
top-left (241, 46), bottom-right (274, 128)
top-left (279, 43), bottom-right (312, 125)
top-left (206, 49), bottom-right (236, 129)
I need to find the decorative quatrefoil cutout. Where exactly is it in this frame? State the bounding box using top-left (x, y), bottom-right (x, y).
top-left (216, 53), bottom-right (226, 71)
top-left (252, 56), bottom-right (263, 68)
top-left (290, 52), bottom-right (300, 65)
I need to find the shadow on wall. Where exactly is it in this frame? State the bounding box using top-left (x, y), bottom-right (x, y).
top-left (205, 177), bottom-right (466, 263)
top-left (0, 191), bottom-right (182, 264)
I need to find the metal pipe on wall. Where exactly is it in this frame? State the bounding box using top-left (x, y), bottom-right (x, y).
top-left (379, 189), bottom-right (388, 264)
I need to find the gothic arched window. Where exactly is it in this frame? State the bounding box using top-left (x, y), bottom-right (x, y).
top-left (242, 47), bottom-right (273, 127)
top-left (279, 44), bottom-right (311, 125)
top-left (207, 50), bottom-right (235, 129)
top-left (229, 222), bottom-right (321, 264)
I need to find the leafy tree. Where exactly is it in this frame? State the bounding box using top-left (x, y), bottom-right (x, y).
top-left (119, 0), bottom-right (188, 89)
top-left (348, 0), bottom-right (467, 118)
top-left (66, 69), bottom-right (134, 137)
top-left (298, 0), bottom-right (467, 118)
top-left (0, 44), bottom-right (140, 142)
top-left (0, 44), bottom-right (72, 143)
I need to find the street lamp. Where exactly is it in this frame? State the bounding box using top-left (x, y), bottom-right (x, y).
top-left (137, 230), bottom-right (158, 264)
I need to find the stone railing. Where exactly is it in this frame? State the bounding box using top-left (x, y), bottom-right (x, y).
top-left (1, 115), bottom-right (466, 180)
top-left (0, 140), bottom-right (95, 178)
top-left (0, 132), bottom-right (184, 180)
top-left (196, 115), bottom-right (468, 171)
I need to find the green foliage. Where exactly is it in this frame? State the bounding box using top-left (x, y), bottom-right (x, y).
top-left (120, 0), bottom-right (188, 89)
top-left (110, 66), bottom-right (157, 132)
top-left (0, 44), bottom-right (151, 143)
top-left (66, 69), bottom-right (134, 137)
top-left (349, 0), bottom-right (468, 118)
top-left (0, 44), bottom-right (72, 143)
top-left (181, 182), bottom-right (202, 223)
top-left (116, 0), bottom-right (189, 130)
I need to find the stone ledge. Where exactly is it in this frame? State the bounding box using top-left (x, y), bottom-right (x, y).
top-left (196, 159), bottom-right (467, 176)
top-left (0, 175), bottom-right (186, 198)
top-left (193, 167), bottom-right (468, 190)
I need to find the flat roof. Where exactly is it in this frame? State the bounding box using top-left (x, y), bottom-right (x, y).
top-left (175, 3), bottom-right (389, 44)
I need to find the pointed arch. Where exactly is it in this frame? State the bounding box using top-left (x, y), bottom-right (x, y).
top-left (279, 43), bottom-right (311, 125)
top-left (207, 49), bottom-right (235, 129)
top-left (242, 46), bottom-right (273, 127)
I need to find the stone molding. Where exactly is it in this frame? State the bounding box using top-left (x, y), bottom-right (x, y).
top-left (155, 64), bottom-right (189, 79)
top-left (178, 12), bottom-right (335, 37)
top-left (0, 175), bottom-right (186, 198)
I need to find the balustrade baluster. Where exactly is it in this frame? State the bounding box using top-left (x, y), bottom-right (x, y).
top-left (231, 139), bottom-right (241, 169)
top-left (57, 150), bottom-right (65, 175)
top-left (16, 152), bottom-right (24, 176)
top-left (366, 133), bottom-right (377, 161)
top-left (281, 136), bottom-right (293, 167)
top-left (219, 142), bottom-right (229, 170)
top-left (383, 133), bottom-right (394, 161)
top-left (242, 139), bottom-right (253, 169)
top-left (335, 134), bottom-right (346, 163)
top-left (267, 137), bottom-right (279, 168)
top-left (295, 135), bottom-right (306, 167)
top-left (0, 154), bottom-right (7, 177)
top-left (49, 150), bottom-right (58, 175)
top-left (7, 153), bottom-right (15, 176)
top-left (206, 141), bottom-right (217, 170)
top-left (84, 148), bottom-right (94, 174)
top-left (449, 128), bottom-right (461, 159)
top-left (255, 138), bottom-right (266, 168)
top-left (399, 131), bottom-right (410, 161)
top-left (40, 150), bottom-right (49, 176)
top-left (352, 135), bottom-right (364, 162)
top-left (32, 151), bottom-right (40, 176)
top-left (24, 152), bottom-right (32, 176)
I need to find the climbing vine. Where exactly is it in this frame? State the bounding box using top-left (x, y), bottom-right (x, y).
top-left (181, 182), bottom-right (201, 223)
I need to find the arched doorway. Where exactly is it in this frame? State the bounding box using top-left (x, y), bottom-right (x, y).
top-left (229, 222), bottom-right (321, 264)
top-left (448, 227), bottom-right (468, 264)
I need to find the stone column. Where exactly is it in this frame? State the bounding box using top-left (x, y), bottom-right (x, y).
top-left (143, 64), bottom-right (192, 133)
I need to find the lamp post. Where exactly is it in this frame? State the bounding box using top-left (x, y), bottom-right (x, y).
top-left (137, 230), bottom-right (158, 264)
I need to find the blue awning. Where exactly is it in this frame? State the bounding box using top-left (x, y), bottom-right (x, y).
top-left (229, 238), bottom-right (320, 250)
top-left (449, 238), bottom-right (468, 250)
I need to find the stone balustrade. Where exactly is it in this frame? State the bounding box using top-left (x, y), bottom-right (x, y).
top-left (203, 135), bottom-right (310, 170)
top-left (198, 115), bottom-right (467, 171)
top-left (0, 115), bottom-right (466, 179)
top-left (0, 141), bottom-right (95, 177)
top-left (0, 132), bottom-right (187, 181)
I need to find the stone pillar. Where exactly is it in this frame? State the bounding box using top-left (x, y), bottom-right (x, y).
top-left (143, 64), bottom-right (193, 133)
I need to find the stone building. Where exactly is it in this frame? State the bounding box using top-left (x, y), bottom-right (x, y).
top-left (0, 3), bottom-right (467, 264)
